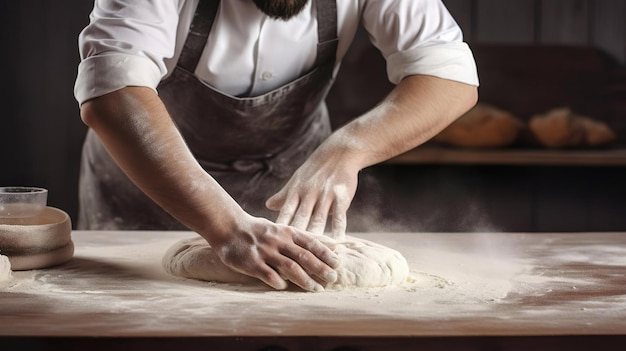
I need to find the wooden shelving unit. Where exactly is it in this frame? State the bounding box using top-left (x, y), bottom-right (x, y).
top-left (388, 146), bottom-right (626, 166)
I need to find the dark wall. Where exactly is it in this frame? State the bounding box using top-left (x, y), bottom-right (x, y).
top-left (1, 1), bottom-right (92, 226)
top-left (445, 0), bottom-right (626, 64)
top-left (346, 164), bottom-right (626, 233)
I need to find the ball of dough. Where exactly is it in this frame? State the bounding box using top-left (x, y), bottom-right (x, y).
top-left (325, 236), bottom-right (409, 289)
top-left (432, 103), bottom-right (524, 148)
top-left (528, 107), bottom-right (616, 148)
top-left (162, 235), bottom-right (410, 290)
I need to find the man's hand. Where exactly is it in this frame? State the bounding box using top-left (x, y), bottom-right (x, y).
top-left (266, 143), bottom-right (359, 239)
top-left (213, 215), bottom-right (340, 291)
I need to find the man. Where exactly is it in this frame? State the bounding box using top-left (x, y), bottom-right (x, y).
top-left (74, 0), bottom-right (478, 292)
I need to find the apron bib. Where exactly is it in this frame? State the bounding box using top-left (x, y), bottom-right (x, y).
top-left (78, 0), bottom-right (339, 230)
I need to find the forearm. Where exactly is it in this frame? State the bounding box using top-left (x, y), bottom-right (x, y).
top-left (321, 74), bottom-right (478, 169)
top-left (80, 86), bottom-right (244, 244)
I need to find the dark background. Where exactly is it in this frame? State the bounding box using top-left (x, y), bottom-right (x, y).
top-left (1, 0), bottom-right (625, 232)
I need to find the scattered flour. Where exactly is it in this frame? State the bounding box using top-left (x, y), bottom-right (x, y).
top-left (3, 232), bottom-right (625, 337)
top-left (2, 232), bottom-right (526, 320)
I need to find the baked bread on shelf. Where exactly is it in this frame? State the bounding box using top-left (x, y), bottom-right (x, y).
top-left (432, 103), bottom-right (524, 148)
top-left (528, 107), bottom-right (617, 148)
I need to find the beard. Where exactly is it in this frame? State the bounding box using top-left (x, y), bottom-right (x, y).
top-left (252, 0), bottom-right (310, 21)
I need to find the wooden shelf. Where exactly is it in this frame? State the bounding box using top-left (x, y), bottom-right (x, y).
top-left (388, 146), bottom-right (626, 166)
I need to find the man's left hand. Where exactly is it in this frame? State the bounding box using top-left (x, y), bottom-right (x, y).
top-left (266, 145), bottom-right (360, 239)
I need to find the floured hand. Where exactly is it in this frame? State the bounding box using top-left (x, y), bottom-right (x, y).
top-left (265, 76), bottom-right (478, 240)
top-left (211, 215), bottom-right (340, 292)
top-left (265, 147), bottom-right (359, 239)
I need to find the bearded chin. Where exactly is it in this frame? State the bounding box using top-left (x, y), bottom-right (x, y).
top-left (252, 0), bottom-right (310, 21)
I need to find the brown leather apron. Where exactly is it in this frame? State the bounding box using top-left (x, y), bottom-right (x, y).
top-left (78, 0), bottom-right (339, 230)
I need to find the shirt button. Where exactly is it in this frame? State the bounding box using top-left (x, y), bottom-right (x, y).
top-left (260, 71), bottom-right (273, 81)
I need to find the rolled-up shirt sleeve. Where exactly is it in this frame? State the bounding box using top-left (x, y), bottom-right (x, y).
top-left (74, 0), bottom-right (180, 105)
top-left (74, 53), bottom-right (163, 105)
top-left (361, 0), bottom-right (479, 86)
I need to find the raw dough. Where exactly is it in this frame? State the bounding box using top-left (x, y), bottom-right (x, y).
top-left (163, 235), bottom-right (410, 290)
top-left (528, 107), bottom-right (616, 148)
top-left (432, 103), bottom-right (524, 148)
top-left (0, 254), bottom-right (11, 283)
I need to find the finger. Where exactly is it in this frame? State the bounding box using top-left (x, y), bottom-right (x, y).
top-left (271, 255), bottom-right (325, 292)
top-left (220, 249), bottom-right (287, 290)
top-left (275, 194), bottom-right (299, 225)
top-left (290, 195), bottom-right (316, 230)
top-left (258, 265), bottom-right (290, 290)
top-left (307, 194), bottom-right (333, 235)
top-left (232, 260), bottom-right (288, 290)
top-left (292, 231), bottom-right (340, 269)
top-left (330, 198), bottom-right (349, 240)
top-left (307, 212), bottom-right (328, 236)
top-left (265, 188), bottom-right (286, 211)
top-left (282, 237), bottom-right (338, 288)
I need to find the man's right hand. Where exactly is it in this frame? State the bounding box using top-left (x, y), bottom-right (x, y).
top-left (210, 214), bottom-right (340, 292)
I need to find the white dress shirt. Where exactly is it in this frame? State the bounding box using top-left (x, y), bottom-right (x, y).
top-left (74, 0), bottom-right (479, 105)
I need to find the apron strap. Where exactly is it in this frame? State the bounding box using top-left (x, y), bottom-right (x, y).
top-left (314, 0), bottom-right (339, 67)
top-left (177, 0), bottom-right (221, 72)
top-left (177, 0), bottom-right (338, 72)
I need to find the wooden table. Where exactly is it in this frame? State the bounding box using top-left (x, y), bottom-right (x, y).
top-left (1, 231), bottom-right (625, 350)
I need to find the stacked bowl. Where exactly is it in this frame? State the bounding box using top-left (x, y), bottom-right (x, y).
top-left (0, 187), bottom-right (73, 270)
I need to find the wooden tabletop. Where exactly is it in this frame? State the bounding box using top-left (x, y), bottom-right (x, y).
top-left (1, 231), bottom-right (625, 350)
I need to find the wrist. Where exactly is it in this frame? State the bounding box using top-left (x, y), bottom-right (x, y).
top-left (199, 204), bottom-right (251, 248)
top-left (321, 124), bottom-right (378, 170)
top-left (175, 182), bottom-right (250, 248)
